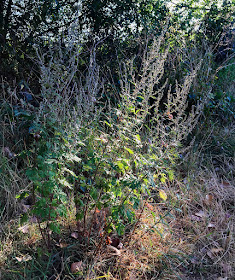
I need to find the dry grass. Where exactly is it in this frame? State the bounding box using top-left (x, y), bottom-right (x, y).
top-left (0, 159), bottom-right (234, 280)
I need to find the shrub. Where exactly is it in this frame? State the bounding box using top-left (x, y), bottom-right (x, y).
top-left (13, 31), bottom-right (211, 248)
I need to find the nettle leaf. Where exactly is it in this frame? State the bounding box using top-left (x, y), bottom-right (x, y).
top-left (26, 168), bottom-right (38, 180)
top-left (58, 178), bottom-right (72, 189)
top-left (126, 209), bottom-right (134, 222)
top-left (50, 209), bottom-right (57, 219)
top-left (45, 158), bottom-right (58, 164)
top-left (49, 222), bottom-right (60, 234)
top-left (75, 197), bottom-right (84, 207)
top-left (57, 204), bottom-right (67, 217)
top-left (122, 159), bottom-right (130, 170)
top-left (62, 167), bottom-right (77, 178)
top-left (97, 201), bottom-right (102, 210)
top-left (63, 154), bottom-right (81, 163)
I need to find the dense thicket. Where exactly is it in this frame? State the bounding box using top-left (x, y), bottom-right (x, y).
top-left (0, 0), bottom-right (234, 81)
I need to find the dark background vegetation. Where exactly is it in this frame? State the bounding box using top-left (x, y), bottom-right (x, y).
top-left (0, 1), bottom-right (234, 279)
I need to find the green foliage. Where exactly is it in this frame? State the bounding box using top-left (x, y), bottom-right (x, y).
top-left (13, 41), bottom-right (183, 247)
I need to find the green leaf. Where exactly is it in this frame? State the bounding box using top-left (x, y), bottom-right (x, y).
top-left (160, 173), bottom-right (166, 183)
top-left (159, 189), bottom-right (167, 201)
top-left (62, 167), bottom-right (77, 178)
top-left (134, 134), bottom-right (141, 143)
top-left (116, 222), bottom-right (125, 236)
top-left (76, 211), bottom-right (84, 220)
top-left (116, 161), bottom-right (124, 171)
top-left (16, 192), bottom-right (29, 200)
top-left (20, 213), bottom-right (28, 224)
top-left (168, 170), bottom-right (174, 181)
top-left (83, 165), bottom-right (93, 171)
top-left (104, 121), bottom-right (111, 127)
top-left (49, 222), bottom-right (60, 234)
top-left (45, 158), bottom-right (58, 164)
top-left (64, 154), bottom-right (81, 163)
top-left (124, 147), bottom-right (134, 155)
top-left (58, 178), bottom-right (72, 189)
top-left (90, 187), bottom-right (98, 200)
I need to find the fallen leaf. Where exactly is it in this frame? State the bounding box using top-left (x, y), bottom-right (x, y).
top-left (221, 181), bottom-right (230, 187)
top-left (117, 242), bottom-right (123, 249)
top-left (29, 216), bottom-right (37, 223)
top-left (220, 262), bottom-right (232, 274)
top-left (207, 247), bottom-right (224, 259)
top-left (71, 232), bottom-right (79, 239)
top-left (159, 189), bottom-right (167, 201)
top-left (205, 194), bottom-right (214, 204)
top-left (106, 236), bottom-right (112, 245)
top-left (15, 255), bottom-right (32, 262)
top-left (190, 215), bottom-right (201, 221)
top-left (195, 210), bottom-right (207, 218)
top-left (211, 247), bottom-right (224, 254)
top-left (208, 223), bottom-right (216, 228)
top-left (166, 111), bottom-right (173, 119)
top-left (207, 250), bottom-right (214, 259)
top-left (18, 224), bottom-right (30, 234)
top-left (71, 261), bottom-right (83, 273)
top-left (56, 241), bottom-right (68, 248)
top-left (22, 204), bottom-right (30, 213)
top-left (146, 202), bottom-right (154, 211)
top-left (190, 256), bottom-right (199, 264)
top-left (59, 242), bottom-right (68, 248)
top-left (107, 245), bottom-right (121, 256)
top-left (2, 147), bottom-right (16, 159)
top-left (24, 236), bottom-right (37, 246)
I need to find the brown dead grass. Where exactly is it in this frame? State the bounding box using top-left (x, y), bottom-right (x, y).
top-left (0, 164), bottom-right (234, 280)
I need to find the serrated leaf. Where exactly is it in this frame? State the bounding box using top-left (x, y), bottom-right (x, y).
top-left (62, 167), bottom-right (77, 178)
top-left (58, 178), bottom-right (72, 189)
top-left (68, 155), bottom-right (81, 162)
top-left (49, 223), bottom-right (60, 234)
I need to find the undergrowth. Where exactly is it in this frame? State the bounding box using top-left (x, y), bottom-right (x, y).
top-left (0, 30), bottom-right (234, 280)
